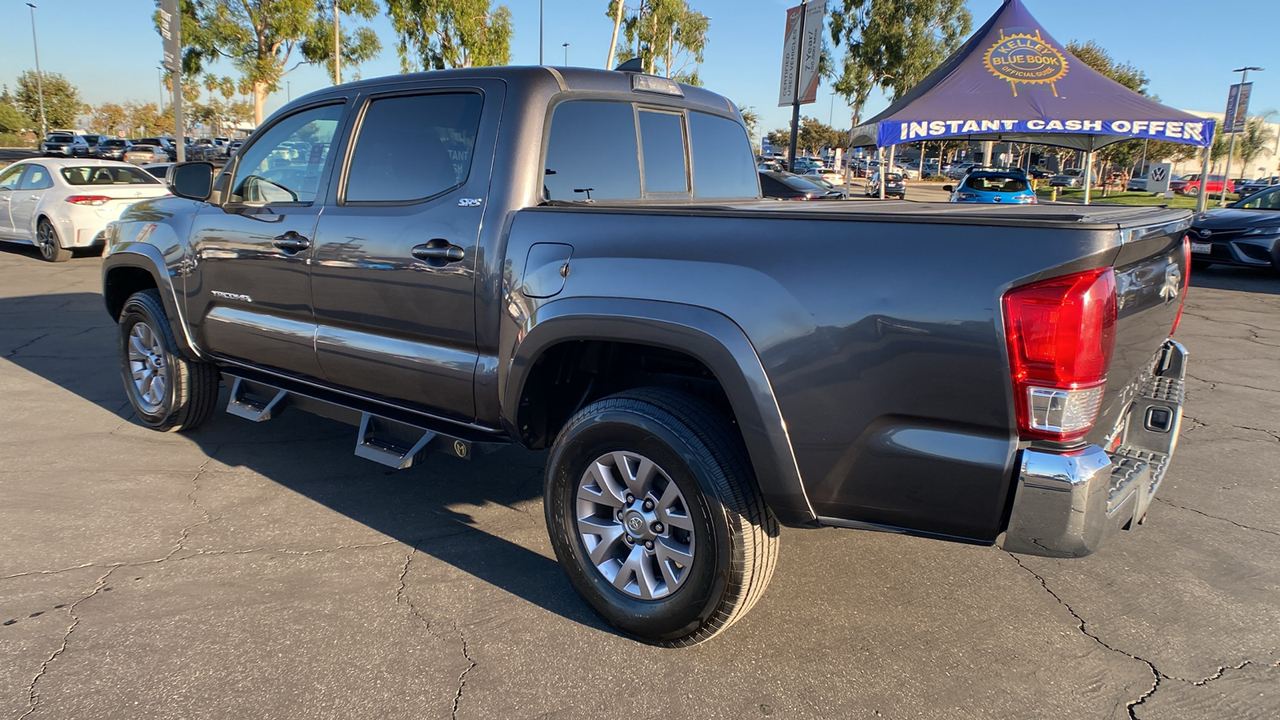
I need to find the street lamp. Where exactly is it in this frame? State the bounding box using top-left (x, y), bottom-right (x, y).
top-left (26, 3), bottom-right (47, 138)
top-left (563, 43), bottom-right (569, 66)
top-left (157, 67), bottom-right (166, 111)
top-left (1221, 66), bottom-right (1263, 208)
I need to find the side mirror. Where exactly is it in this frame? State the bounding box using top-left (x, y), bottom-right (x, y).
top-left (170, 162), bottom-right (215, 201)
top-left (942, 185), bottom-right (953, 192)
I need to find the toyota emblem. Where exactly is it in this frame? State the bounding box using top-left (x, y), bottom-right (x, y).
top-left (1197, 228), bottom-right (1212, 239)
top-left (627, 516), bottom-right (643, 532)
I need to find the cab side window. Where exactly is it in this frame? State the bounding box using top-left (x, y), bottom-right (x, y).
top-left (344, 93), bottom-right (483, 203)
top-left (229, 103), bottom-right (343, 205)
top-left (18, 165), bottom-right (53, 190)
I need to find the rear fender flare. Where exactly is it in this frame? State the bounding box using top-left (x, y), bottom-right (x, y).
top-left (502, 296), bottom-right (815, 526)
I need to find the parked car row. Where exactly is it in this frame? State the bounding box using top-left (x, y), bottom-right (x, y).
top-left (41, 133), bottom-right (241, 163)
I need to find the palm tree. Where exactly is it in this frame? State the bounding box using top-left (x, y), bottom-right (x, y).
top-left (1235, 110), bottom-right (1278, 180)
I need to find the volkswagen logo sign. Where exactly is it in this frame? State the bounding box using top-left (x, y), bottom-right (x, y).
top-left (1197, 228), bottom-right (1212, 239)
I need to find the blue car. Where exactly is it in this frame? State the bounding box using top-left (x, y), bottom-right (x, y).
top-left (945, 170), bottom-right (1038, 204)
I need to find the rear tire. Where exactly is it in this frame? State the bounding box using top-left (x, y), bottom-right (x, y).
top-left (37, 219), bottom-right (71, 263)
top-left (1186, 185), bottom-right (1200, 197)
top-left (118, 289), bottom-right (220, 432)
top-left (544, 388), bottom-right (779, 646)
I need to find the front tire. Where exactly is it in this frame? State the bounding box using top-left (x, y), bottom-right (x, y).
top-left (118, 289), bottom-right (220, 432)
top-left (37, 218), bottom-right (71, 263)
top-left (544, 388), bottom-right (779, 646)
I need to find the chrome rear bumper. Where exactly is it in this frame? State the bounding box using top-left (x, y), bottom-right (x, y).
top-left (1002, 340), bottom-right (1187, 558)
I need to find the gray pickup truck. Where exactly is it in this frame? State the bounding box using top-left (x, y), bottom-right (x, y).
top-left (102, 66), bottom-right (1191, 647)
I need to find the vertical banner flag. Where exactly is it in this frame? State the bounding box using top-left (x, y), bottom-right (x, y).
top-left (778, 2), bottom-right (825, 107)
top-left (158, 0), bottom-right (180, 72)
top-left (1223, 82), bottom-right (1252, 133)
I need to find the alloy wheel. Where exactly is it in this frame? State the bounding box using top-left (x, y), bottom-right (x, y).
top-left (575, 450), bottom-right (696, 600)
top-left (127, 321), bottom-right (169, 414)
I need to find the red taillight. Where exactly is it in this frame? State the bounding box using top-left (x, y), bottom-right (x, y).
top-left (65, 195), bottom-right (111, 206)
top-left (1171, 234), bottom-right (1190, 336)
top-left (1003, 267), bottom-right (1117, 442)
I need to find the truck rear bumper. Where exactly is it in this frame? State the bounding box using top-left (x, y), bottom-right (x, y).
top-left (1001, 340), bottom-right (1187, 558)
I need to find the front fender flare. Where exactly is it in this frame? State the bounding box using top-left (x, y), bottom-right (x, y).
top-left (502, 296), bottom-right (816, 526)
top-left (102, 240), bottom-right (201, 360)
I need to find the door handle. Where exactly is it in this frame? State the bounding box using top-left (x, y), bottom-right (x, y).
top-left (411, 241), bottom-right (464, 264)
top-left (272, 231), bottom-right (310, 252)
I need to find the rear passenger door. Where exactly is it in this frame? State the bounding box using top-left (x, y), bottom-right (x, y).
top-left (309, 84), bottom-right (499, 421)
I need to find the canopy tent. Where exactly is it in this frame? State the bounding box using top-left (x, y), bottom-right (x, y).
top-left (848, 0), bottom-right (1215, 155)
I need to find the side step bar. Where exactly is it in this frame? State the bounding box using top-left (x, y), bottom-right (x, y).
top-left (221, 372), bottom-right (506, 469)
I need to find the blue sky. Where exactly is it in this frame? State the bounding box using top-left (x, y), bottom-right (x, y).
top-left (1, 0), bottom-right (1277, 135)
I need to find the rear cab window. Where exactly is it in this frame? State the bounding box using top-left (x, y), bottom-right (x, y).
top-left (544, 99), bottom-right (758, 202)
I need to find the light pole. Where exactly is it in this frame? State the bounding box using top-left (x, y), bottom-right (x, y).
top-left (26, 3), bottom-right (47, 138)
top-left (157, 67), bottom-right (166, 111)
top-left (539, 0), bottom-right (543, 65)
top-left (563, 43), bottom-right (569, 66)
top-left (1221, 66), bottom-right (1263, 208)
top-left (286, 82), bottom-right (291, 102)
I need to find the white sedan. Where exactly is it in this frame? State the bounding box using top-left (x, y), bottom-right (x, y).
top-left (805, 167), bottom-right (846, 186)
top-left (0, 158), bottom-right (170, 262)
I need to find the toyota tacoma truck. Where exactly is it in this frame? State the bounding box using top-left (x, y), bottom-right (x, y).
top-left (102, 66), bottom-right (1191, 646)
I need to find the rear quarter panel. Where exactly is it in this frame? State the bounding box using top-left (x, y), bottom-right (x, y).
top-left (504, 207), bottom-right (1145, 541)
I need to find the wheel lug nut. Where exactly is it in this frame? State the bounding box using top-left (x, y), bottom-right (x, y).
top-left (643, 500), bottom-right (654, 511)
top-left (644, 541), bottom-right (653, 550)
top-left (652, 522), bottom-right (664, 533)
top-left (625, 494), bottom-right (635, 503)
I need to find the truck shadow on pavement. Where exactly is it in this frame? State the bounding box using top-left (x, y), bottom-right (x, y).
top-left (0, 291), bottom-right (612, 637)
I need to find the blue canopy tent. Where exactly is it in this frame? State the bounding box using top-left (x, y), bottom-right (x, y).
top-left (848, 0), bottom-right (1216, 204)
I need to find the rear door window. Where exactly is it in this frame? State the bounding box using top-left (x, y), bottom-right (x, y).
top-left (344, 92), bottom-right (483, 203)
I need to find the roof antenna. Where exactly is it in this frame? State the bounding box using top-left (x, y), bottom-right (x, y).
top-left (573, 187), bottom-right (595, 200)
top-left (614, 58), bottom-right (644, 72)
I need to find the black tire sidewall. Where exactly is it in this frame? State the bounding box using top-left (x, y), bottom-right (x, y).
top-left (118, 293), bottom-right (179, 427)
top-left (546, 405), bottom-right (734, 643)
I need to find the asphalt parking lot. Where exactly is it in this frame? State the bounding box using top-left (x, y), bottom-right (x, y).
top-left (1, 243), bottom-right (1277, 720)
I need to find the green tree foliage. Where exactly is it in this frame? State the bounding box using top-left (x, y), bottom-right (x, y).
top-left (15, 71), bottom-right (86, 130)
top-left (828, 0), bottom-right (971, 126)
top-left (0, 100), bottom-right (27, 134)
top-left (765, 128), bottom-right (790, 150)
top-left (387, 0), bottom-right (513, 72)
top-left (613, 0), bottom-right (709, 85)
top-left (798, 116), bottom-right (843, 154)
top-left (1235, 112), bottom-right (1277, 177)
top-left (165, 0), bottom-right (381, 126)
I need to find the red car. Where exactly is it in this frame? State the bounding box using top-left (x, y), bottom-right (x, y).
top-left (1172, 173), bottom-right (1234, 197)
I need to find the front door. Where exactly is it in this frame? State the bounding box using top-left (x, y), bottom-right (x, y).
top-left (185, 102), bottom-right (348, 380)
top-left (0, 164), bottom-right (23, 237)
top-left (309, 87), bottom-right (496, 421)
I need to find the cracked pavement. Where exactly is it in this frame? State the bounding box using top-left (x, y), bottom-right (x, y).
top-left (2, 247), bottom-right (1277, 719)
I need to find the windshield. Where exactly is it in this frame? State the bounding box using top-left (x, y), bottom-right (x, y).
top-left (1232, 186), bottom-right (1280, 210)
top-left (60, 166), bottom-right (161, 186)
top-left (103, 139), bottom-right (127, 147)
top-left (47, 135), bottom-right (74, 143)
